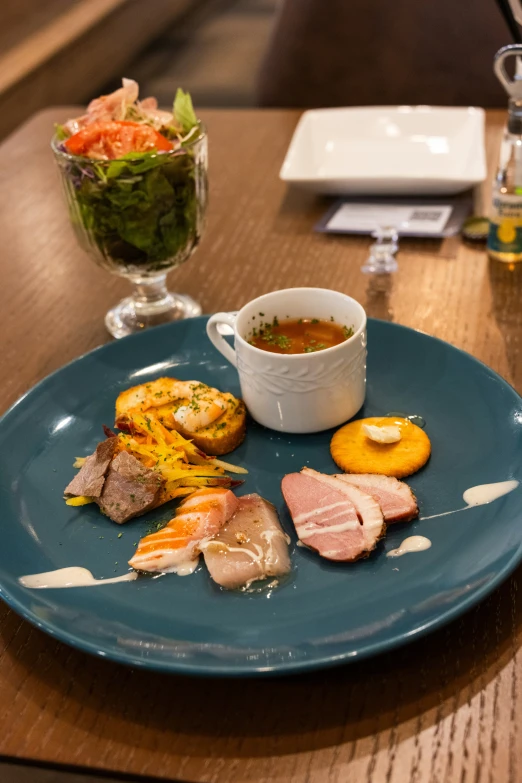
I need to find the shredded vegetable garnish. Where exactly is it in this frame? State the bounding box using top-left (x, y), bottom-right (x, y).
top-left (70, 407), bottom-right (246, 507)
top-left (210, 458), bottom-right (248, 475)
top-left (116, 408), bottom-right (245, 503)
top-left (65, 496), bottom-right (94, 506)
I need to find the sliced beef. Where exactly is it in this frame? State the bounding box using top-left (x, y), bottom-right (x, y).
top-left (202, 494), bottom-right (291, 589)
top-left (97, 451), bottom-right (164, 524)
top-left (334, 474), bottom-right (418, 523)
top-left (64, 437), bottom-right (118, 498)
top-left (282, 471), bottom-right (368, 561)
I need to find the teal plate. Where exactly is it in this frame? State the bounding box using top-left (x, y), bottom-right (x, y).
top-left (1, 317), bottom-right (522, 676)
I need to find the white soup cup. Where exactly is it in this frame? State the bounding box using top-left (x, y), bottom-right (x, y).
top-left (206, 287), bottom-right (367, 433)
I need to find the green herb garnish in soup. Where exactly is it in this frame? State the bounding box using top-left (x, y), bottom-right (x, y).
top-left (248, 318), bottom-right (353, 354)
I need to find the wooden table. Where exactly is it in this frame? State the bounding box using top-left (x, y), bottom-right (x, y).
top-left (0, 107), bottom-right (521, 783)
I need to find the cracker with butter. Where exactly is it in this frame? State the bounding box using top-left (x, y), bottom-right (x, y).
top-left (330, 417), bottom-right (431, 478)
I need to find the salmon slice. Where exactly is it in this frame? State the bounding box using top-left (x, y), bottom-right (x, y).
top-left (129, 487), bottom-right (239, 574)
top-left (302, 468), bottom-right (385, 550)
top-left (334, 474), bottom-right (418, 523)
top-left (202, 494), bottom-right (291, 590)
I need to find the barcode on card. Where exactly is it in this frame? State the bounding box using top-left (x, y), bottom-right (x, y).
top-left (410, 210), bottom-right (444, 222)
top-left (323, 203), bottom-right (454, 236)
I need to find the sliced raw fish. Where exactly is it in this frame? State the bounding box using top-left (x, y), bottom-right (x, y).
top-left (202, 494), bottom-right (291, 589)
top-left (334, 473), bottom-right (418, 523)
top-left (282, 472), bottom-right (370, 561)
top-left (129, 487), bottom-right (238, 574)
top-left (302, 468), bottom-right (385, 549)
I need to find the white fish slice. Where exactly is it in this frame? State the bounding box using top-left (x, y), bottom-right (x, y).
top-left (202, 494), bottom-right (291, 589)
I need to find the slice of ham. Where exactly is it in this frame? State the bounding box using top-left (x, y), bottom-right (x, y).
top-left (202, 494), bottom-right (291, 589)
top-left (333, 474), bottom-right (418, 523)
top-left (64, 78), bottom-right (140, 134)
top-left (302, 468), bottom-right (385, 550)
top-left (282, 470), bottom-right (383, 561)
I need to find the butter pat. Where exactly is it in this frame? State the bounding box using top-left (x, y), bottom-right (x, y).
top-left (363, 423), bottom-right (401, 444)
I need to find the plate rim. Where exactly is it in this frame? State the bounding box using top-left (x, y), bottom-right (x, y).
top-left (0, 316), bottom-right (521, 677)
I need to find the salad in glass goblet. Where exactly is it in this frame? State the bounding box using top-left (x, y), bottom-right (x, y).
top-left (52, 79), bottom-right (208, 338)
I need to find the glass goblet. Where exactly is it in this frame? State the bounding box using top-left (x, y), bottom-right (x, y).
top-left (52, 129), bottom-right (208, 338)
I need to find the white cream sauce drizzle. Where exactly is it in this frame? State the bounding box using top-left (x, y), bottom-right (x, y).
top-left (19, 567), bottom-right (138, 589)
top-left (261, 530), bottom-right (291, 545)
top-left (299, 518), bottom-right (359, 539)
top-left (129, 537), bottom-right (201, 576)
top-left (419, 508), bottom-right (468, 521)
top-left (242, 578), bottom-right (279, 593)
top-left (202, 530), bottom-right (290, 567)
top-left (171, 559), bottom-right (199, 576)
top-left (419, 480), bottom-right (519, 521)
top-left (260, 530), bottom-right (291, 566)
top-left (387, 536), bottom-right (432, 558)
top-left (463, 480), bottom-right (519, 506)
top-left (200, 540), bottom-right (264, 563)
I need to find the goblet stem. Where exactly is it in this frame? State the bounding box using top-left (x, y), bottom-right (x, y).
top-left (105, 273), bottom-right (202, 339)
top-left (132, 273), bottom-right (176, 317)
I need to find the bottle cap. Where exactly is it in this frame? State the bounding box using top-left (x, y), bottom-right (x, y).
top-left (462, 216), bottom-right (489, 243)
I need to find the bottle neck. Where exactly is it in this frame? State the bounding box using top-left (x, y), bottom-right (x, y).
top-left (508, 98), bottom-right (522, 135)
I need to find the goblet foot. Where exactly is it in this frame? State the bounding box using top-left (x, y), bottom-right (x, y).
top-left (105, 275), bottom-right (201, 338)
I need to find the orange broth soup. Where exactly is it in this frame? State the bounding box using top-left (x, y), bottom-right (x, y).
top-left (248, 317), bottom-right (354, 354)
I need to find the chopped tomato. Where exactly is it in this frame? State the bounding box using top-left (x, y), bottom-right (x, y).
top-left (64, 121), bottom-right (173, 159)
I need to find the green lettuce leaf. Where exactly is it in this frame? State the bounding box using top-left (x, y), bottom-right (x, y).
top-left (68, 149), bottom-right (201, 269)
top-left (54, 123), bottom-right (70, 141)
top-left (173, 88), bottom-right (198, 135)
top-left (105, 150), bottom-right (168, 179)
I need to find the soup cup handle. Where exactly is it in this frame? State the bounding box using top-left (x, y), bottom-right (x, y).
top-left (206, 312), bottom-right (238, 367)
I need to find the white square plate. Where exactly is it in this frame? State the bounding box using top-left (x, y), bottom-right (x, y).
top-left (280, 106), bottom-right (486, 196)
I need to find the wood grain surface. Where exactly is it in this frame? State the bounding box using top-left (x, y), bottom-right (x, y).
top-left (0, 107), bottom-right (521, 783)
